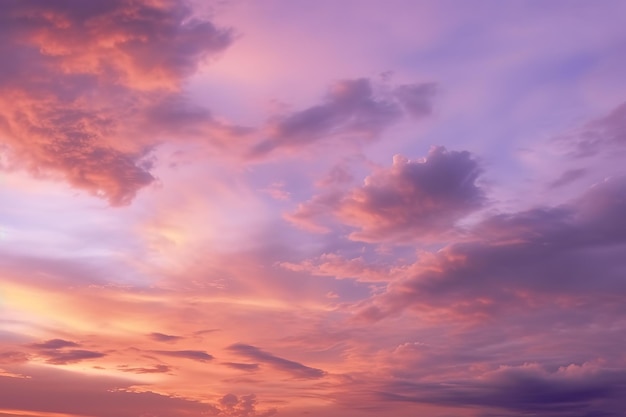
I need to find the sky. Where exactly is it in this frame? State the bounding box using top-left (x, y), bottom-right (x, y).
top-left (0, 0), bottom-right (625, 416)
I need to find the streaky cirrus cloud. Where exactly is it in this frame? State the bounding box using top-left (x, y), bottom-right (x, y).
top-left (288, 146), bottom-right (484, 241)
top-left (118, 364), bottom-right (172, 374)
top-left (249, 79), bottom-right (437, 157)
top-left (227, 343), bottom-right (326, 379)
top-left (150, 350), bottom-right (214, 363)
top-left (222, 362), bottom-right (260, 372)
top-left (566, 101), bottom-right (626, 158)
top-left (0, 367), bottom-right (216, 417)
top-left (27, 338), bottom-right (106, 365)
top-left (280, 253), bottom-right (402, 283)
top-left (0, 0), bottom-right (234, 205)
top-left (28, 339), bottom-right (79, 350)
top-left (148, 332), bottom-right (183, 343)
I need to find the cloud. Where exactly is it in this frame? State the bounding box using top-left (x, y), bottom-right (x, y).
top-left (250, 79), bottom-right (436, 157)
top-left (393, 82), bottom-right (438, 119)
top-left (280, 253), bottom-right (400, 282)
top-left (288, 146), bottom-right (484, 241)
top-left (218, 393), bottom-right (277, 417)
top-left (564, 101), bottom-right (626, 158)
top-left (27, 339), bottom-right (105, 365)
top-left (151, 350), bottom-right (213, 363)
top-left (29, 339), bottom-right (80, 350)
top-left (357, 176), bottom-right (626, 321)
top-left (0, 0), bottom-right (234, 205)
top-left (377, 362), bottom-right (626, 417)
top-left (227, 344), bottom-right (325, 379)
top-left (41, 350), bottom-right (106, 365)
top-left (118, 364), bottom-right (171, 374)
top-left (222, 362), bottom-right (260, 372)
top-left (0, 366), bottom-right (216, 417)
top-left (0, 352), bottom-right (29, 365)
top-left (549, 168), bottom-right (587, 188)
top-left (148, 332), bottom-right (183, 343)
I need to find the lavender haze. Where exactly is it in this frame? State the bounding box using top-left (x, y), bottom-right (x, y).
top-left (0, 1), bottom-right (625, 416)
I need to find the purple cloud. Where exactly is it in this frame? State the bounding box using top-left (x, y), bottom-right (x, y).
top-left (29, 339), bottom-right (80, 350)
top-left (26, 338), bottom-right (105, 365)
top-left (393, 82), bottom-right (438, 119)
top-left (357, 176), bottom-right (626, 321)
top-left (250, 79), bottom-right (436, 157)
top-left (218, 393), bottom-right (277, 417)
top-left (151, 350), bottom-right (214, 363)
top-left (288, 146), bottom-right (484, 241)
top-left (222, 362), bottom-right (260, 372)
top-left (377, 363), bottom-right (626, 417)
top-left (549, 168), bottom-right (587, 188)
top-left (42, 349), bottom-right (106, 365)
top-left (0, 366), bottom-right (216, 417)
top-left (227, 343), bottom-right (326, 379)
top-left (119, 364), bottom-right (172, 374)
top-left (148, 332), bottom-right (183, 343)
top-left (564, 102), bottom-right (626, 158)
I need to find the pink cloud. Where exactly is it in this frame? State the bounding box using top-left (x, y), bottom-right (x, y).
top-left (0, 0), bottom-right (234, 205)
top-left (288, 146), bottom-right (484, 242)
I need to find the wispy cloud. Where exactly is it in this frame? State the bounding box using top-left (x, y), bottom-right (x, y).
top-left (227, 344), bottom-right (325, 379)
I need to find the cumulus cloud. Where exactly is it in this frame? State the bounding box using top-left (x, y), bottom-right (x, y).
top-left (250, 79), bottom-right (436, 157)
top-left (288, 146), bottom-right (484, 241)
top-left (0, 0), bottom-right (234, 205)
top-left (227, 343), bottom-right (326, 379)
top-left (357, 176), bottom-right (626, 321)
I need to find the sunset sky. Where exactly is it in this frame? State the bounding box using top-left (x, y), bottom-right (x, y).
top-left (1, 1), bottom-right (626, 416)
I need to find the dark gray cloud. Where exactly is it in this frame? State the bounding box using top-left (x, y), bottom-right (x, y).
top-left (0, 0), bottom-right (234, 205)
top-left (227, 343), bottom-right (325, 379)
top-left (289, 146), bottom-right (484, 241)
top-left (151, 350), bottom-right (213, 362)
